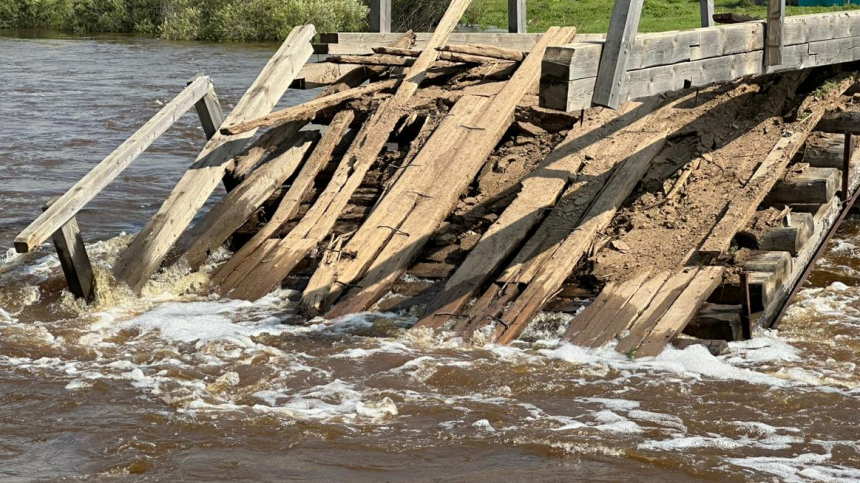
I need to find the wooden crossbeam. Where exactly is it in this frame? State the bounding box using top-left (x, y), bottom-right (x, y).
top-left (14, 76), bottom-right (213, 254)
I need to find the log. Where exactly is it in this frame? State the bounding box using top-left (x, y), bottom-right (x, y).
top-left (757, 212), bottom-right (814, 255)
top-left (223, 0), bottom-right (475, 301)
top-left (373, 46), bottom-right (422, 57)
top-left (210, 110), bottom-right (355, 288)
top-left (181, 132), bottom-right (317, 270)
top-left (320, 27), bottom-right (578, 318)
top-left (765, 167), bottom-right (840, 204)
top-left (635, 266), bottom-right (725, 358)
top-left (327, 54), bottom-right (415, 67)
top-left (493, 130), bottom-right (667, 345)
top-left (438, 43), bottom-right (526, 62)
top-left (804, 133), bottom-right (853, 168)
top-left (112, 25), bottom-right (316, 294)
top-left (43, 198), bottom-right (96, 303)
top-left (592, 0), bottom-right (644, 108)
top-left (816, 110), bottom-right (860, 134)
top-left (14, 76), bottom-right (212, 253)
top-left (698, 74), bottom-right (855, 257)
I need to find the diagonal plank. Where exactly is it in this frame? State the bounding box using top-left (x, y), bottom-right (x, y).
top-left (566, 270), bottom-right (651, 346)
top-left (589, 270), bottom-right (670, 347)
top-left (113, 25), bottom-right (316, 294)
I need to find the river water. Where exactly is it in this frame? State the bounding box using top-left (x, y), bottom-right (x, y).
top-left (1, 32), bottom-right (860, 482)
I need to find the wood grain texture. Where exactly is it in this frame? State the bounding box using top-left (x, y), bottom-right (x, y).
top-left (766, 0), bottom-right (785, 66)
top-left (592, 0), bottom-right (644, 108)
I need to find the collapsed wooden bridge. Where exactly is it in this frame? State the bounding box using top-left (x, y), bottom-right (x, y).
top-left (14, 0), bottom-right (860, 357)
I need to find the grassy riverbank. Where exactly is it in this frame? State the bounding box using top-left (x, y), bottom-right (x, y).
top-left (1, 0), bottom-right (858, 40)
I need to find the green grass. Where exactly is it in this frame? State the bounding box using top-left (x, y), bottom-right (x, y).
top-left (465, 0), bottom-right (860, 33)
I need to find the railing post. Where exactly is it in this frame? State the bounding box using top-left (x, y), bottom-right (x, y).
top-left (370, 0), bottom-right (392, 33)
top-left (43, 198), bottom-right (96, 303)
top-left (843, 132), bottom-right (853, 201)
top-left (700, 0), bottom-right (714, 27)
top-left (592, 0), bottom-right (644, 109)
top-left (188, 75), bottom-right (225, 140)
top-left (508, 0), bottom-right (527, 33)
top-left (766, 0), bottom-right (785, 66)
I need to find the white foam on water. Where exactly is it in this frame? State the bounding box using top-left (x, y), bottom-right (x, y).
top-left (727, 452), bottom-right (860, 483)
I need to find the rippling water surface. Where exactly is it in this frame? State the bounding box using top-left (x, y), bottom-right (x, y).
top-left (2, 31), bottom-right (860, 482)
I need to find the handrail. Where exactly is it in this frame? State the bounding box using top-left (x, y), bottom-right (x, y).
top-left (13, 75), bottom-right (214, 253)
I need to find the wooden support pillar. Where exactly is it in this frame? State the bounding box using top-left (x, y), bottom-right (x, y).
top-left (766, 0), bottom-right (784, 66)
top-left (508, 0), bottom-right (527, 33)
top-left (843, 132), bottom-right (853, 201)
top-left (700, 0), bottom-right (714, 27)
top-left (43, 198), bottom-right (96, 303)
top-left (188, 75), bottom-right (225, 141)
top-left (370, 0), bottom-right (392, 33)
top-left (739, 271), bottom-right (752, 339)
top-left (592, 0), bottom-right (644, 109)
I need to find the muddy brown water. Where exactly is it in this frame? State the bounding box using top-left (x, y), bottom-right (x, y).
top-left (2, 32), bottom-right (860, 482)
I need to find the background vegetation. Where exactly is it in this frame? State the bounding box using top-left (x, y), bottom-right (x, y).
top-left (0, 0), bottom-right (858, 40)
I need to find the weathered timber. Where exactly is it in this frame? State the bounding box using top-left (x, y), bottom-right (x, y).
top-left (590, 271), bottom-right (671, 347)
top-left (635, 266), bottom-right (725, 358)
top-left (697, 75), bottom-right (855, 257)
top-left (292, 62), bottom-right (364, 89)
top-left (373, 46), bottom-right (422, 57)
top-left (210, 110), bottom-right (355, 289)
top-left (224, 0), bottom-right (474, 301)
top-left (684, 303), bottom-right (742, 341)
top-left (437, 51), bottom-right (513, 64)
top-left (493, 130), bottom-right (667, 345)
top-left (804, 133), bottom-right (854, 168)
top-left (758, 212), bottom-right (814, 255)
top-left (615, 268), bottom-right (700, 355)
top-left (592, 0), bottom-right (644, 109)
top-left (509, 0), bottom-right (526, 33)
top-left (370, 0), bottom-right (391, 33)
top-left (317, 32), bottom-right (554, 53)
top-left (14, 76), bottom-right (212, 254)
top-left (566, 271), bottom-right (651, 347)
top-left (328, 54), bottom-right (415, 67)
top-left (221, 79), bottom-right (398, 135)
top-left (42, 198), bottom-right (96, 303)
top-left (189, 76), bottom-right (225, 140)
top-left (768, 166), bottom-right (841, 206)
top-left (766, 0), bottom-right (785, 66)
top-left (438, 43), bottom-right (526, 62)
top-left (112, 25), bottom-right (316, 294)
top-left (816, 110), bottom-right (860, 134)
top-left (700, 0), bottom-right (715, 28)
top-left (322, 27), bottom-right (579, 318)
top-left (713, 12), bottom-right (759, 24)
top-left (414, 98), bottom-right (663, 331)
top-left (181, 133), bottom-right (317, 270)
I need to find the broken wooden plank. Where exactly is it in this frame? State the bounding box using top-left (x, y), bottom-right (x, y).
top-left (328, 54), bottom-right (415, 67)
top-left (635, 266), bottom-right (725, 358)
top-left (189, 75), bottom-right (225, 140)
top-left (492, 130), bottom-right (667, 345)
top-left (14, 76), bottom-right (213, 254)
top-left (816, 110), bottom-right (860, 134)
top-left (320, 27), bottom-right (578, 317)
top-left (766, 0), bottom-right (785, 66)
top-left (566, 271), bottom-right (651, 346)
top-left (112, 25), bottom-right (316, 294)
top-left (592, 0), bottom-right (644, 108)
top-left (210, 110), bottom-right (355, 289)
top-left (43, 198), bottom-right (96, 303)
top-left (438, 43), bottom-right (526, 62)
top-left (373, 46), bottom-right (422, 57)
top-left (292, 62), bottom-right (365, 89)
top-left (697, 75), bottom-right (855, 257)
top-left (591, 271), bottom-right (671, 347)
top-left (181, 132), bottom-right (317, 270)
top-left (223, 0), bottom-right (474, 301)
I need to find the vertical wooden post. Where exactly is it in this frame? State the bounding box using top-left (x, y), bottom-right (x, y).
top-left (370, 0), bottom-right (392, 33)
top-left (843, 132), bottom-right (853, 202)
top-left (592, 0), bottom-right (644, 109)
top-left (188, 75), bottom-right (225, 141)
top-left (739, 271), bottom-right (752, 339)
top-left (508, 0), bottom-right (527, 33)
top-left (43, 198), bottom-right (96, 303)
top-left (700, 0), bottom-right (714, 27)
top-left (766, 0), bottom-right (784, 66)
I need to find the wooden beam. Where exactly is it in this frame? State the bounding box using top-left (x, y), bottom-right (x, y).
top-left (189, 76), bottom-right (225, 140)
top-left (370, 0), bottom-right (392, 33)
top-left (592, 0), bottom-right (644, 109)
top-left (816, 111), bottom-right (860, 134)
top-left (439, 43), bottom-right (525, 62)
top-left (700, 0), bottom-right (715, 27)
top-left (328, 54), bottom-right (414, 67)
top-left (14, 76), bottom-right (212, 254)
top-left (112, 25), bottom-right (316, 294)
top-left (508, 0), bottom-right (527, 33)
top-left (181, 132), bottom-right (317, 270)
top-left (43, 198), bottom-right (96, 303)
top-left (318, 32), bottom-right (551, 53)
top-left (292, 62), bottom-right (364, 89)
top-left (766, 0), bottom-right (785, 66)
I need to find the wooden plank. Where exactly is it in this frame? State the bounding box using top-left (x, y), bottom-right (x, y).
top-left (635, 266), bottom-right (725, 357)
top-left (14, 76), bottom-right (212, 254)
top-left (508, 0), bottom-right (527, 33)
top-left (210, 110), bottom-right (355, 289)
top-left (181, 132), bottom-right (317, 270)
top-left (439, 43), bottom-right (525, 61)
top-left (614, 268), bottom-right (699, 355)
top-left (112, 25), bottom-right (316, 294)
top-left (221, 79), bottom-right (398, 136)
top-left (592, 0), bottom-right (645, 108)
top-left (566, 271), bottom-right (651, 346)
top-left (43, 198), bottom-right (96, 303)
top-left (319, 32), bottom-right (548, 52)
top-left (189, 76), bottom-right (225, 140)
top-left (493, 130), bottom-right (667, 345)
top-left (292, 62), bottom-right (365, 89)
top-left (700, 0), bottom-right (715, 28)
top-left (328, 54), bottom-right (414, 67)
top-left (816, 111), bottom-right (860, 134)
top-left (370, 0), bottom-right (392, 33)
top-left (373, 46), bottom-right (422, 57)
top-left (223, 0), bottom-right (474, 301)
top-left (590, 271), bottom-right (671, 347)
top-left (321, 27), bottom-right (578, 317)
top-left (698, 75), bottom-right (855, 257)
top-left (766, 0), bottom-right (785, 66)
